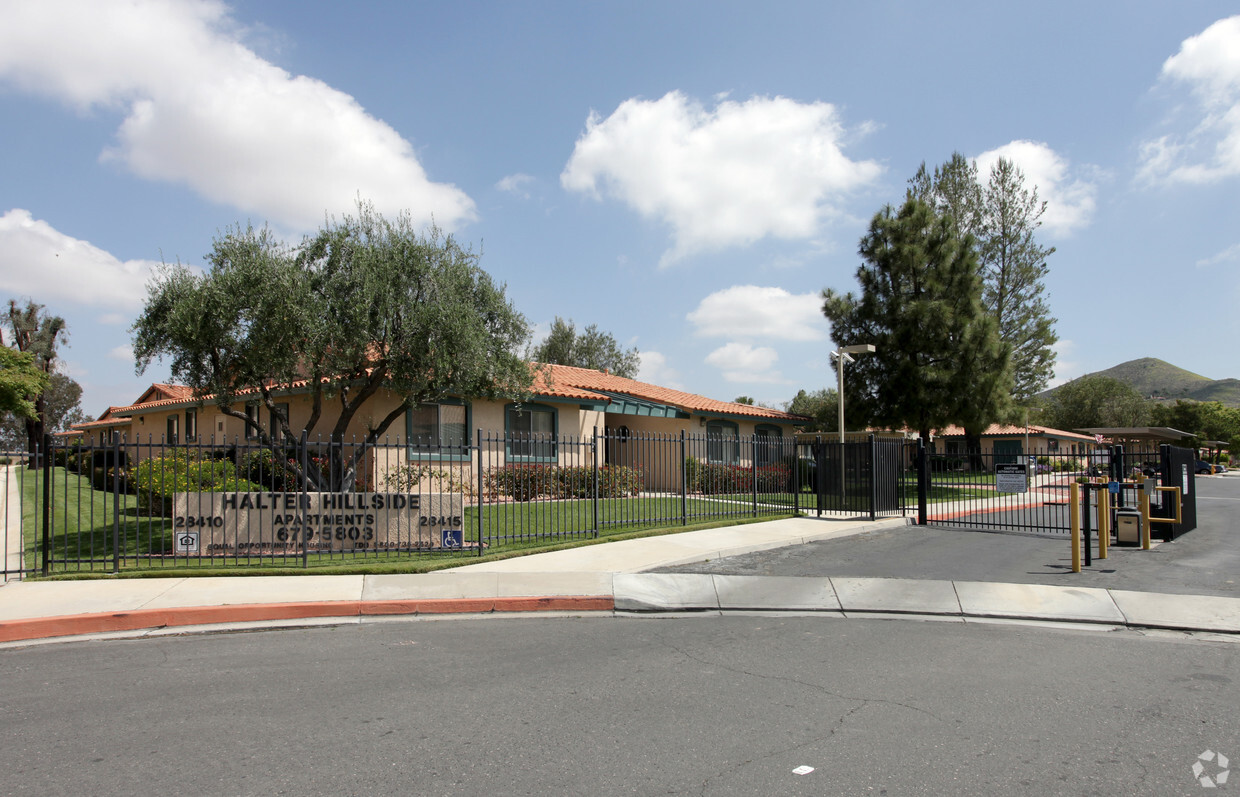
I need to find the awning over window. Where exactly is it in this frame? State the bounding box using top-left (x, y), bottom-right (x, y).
top-left (596, 391), bottom-right (690, 419)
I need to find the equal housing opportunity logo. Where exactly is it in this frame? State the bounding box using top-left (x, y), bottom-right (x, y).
top-left (1193, 750), bottom-right (1229, 788)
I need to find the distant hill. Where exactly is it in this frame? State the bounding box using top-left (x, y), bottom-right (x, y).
top-left (1091, 358), bottom-right (1211, 400)
top-left (1045, 358), bottom-right (1239, 408)
top-left (1189, 378), bottom-right (1240, 405)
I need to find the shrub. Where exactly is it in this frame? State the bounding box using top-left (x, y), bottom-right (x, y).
top-left (598, 464), bottom-right (644, 497)
top-left (684, 460), bottom-right (790, 495)
top-left (90, 466), bottom-right (132, 494)
top-left (483, 463), bottom-right (644, 502)
top-left (484, 464), bottom-right (555, 501)
top-left (133, 449), bottom-right (261, 516)
top-left (240, 448), bottom-right (300, 492)
top-left (383, 462), bottom-right (477, 499)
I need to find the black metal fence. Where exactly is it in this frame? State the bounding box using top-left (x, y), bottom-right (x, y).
top-left (797, 437), bottom-right (906, 516)
top-left (10, 427), bottom-right (866, 574)
top-left (913, 441), bottom-right (1198, 539)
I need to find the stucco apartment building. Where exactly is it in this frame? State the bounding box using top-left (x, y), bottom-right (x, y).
top-left (67, 364), bottom-right (809, 493)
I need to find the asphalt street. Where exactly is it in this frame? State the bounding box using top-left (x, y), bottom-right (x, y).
top-left (0, 616), bottom-right (1236, 796)
top-left (658, 476), bottom-right (1240, 598)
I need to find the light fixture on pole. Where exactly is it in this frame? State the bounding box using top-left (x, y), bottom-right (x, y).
top-left (831, 343), bottom-right (876, 444)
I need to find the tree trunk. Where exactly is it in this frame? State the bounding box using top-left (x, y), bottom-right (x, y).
top-left (964, 428), bottom-right (984, 471)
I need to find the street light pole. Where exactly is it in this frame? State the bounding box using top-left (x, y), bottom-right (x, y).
top-left (831, 343), bottom-right (876, 510)
top-left (832, 344), bottom-right (876, 445)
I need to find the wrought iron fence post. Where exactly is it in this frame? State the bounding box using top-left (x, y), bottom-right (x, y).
top-left (592, 428), bottom-right (600, 538)
top-left (1083, 486), bottom-right (1092, 567)
top-left (112, 433), bottom-right (121, 573)
top-left (916, 437), bottom-right (928, 526)
top-left (869, 434), bottom-right (878, 522)
top-left (751, 438), bottom-right (758, 517)
top-left (476, 429), bottom-right (484, 556)
top-left (679, 430), bottom-right (687, 526)
top-left (41, 434), bottom-right (51, 576)
top-left (1111, 445), bottom-right (1126, 508)
top-left (793, 438), bottom-right (800, 516)
top-left (301, 430), bottom-right (309, 569)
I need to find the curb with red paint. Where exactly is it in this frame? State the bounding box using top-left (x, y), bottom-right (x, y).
top-left (0, 596), bottom-right (616, 644)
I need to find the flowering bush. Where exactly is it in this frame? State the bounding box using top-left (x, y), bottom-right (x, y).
top-left (133, 449), bottom-right (261, 516)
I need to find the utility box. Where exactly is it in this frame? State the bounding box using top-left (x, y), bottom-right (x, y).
top-left (1115, 507), bottom-right (1142, 546)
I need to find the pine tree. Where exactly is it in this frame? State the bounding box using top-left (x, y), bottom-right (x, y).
top-left (822, 199), bottom-right (1010, 442)
top-left (978, 158), bottom-right (1057, 402)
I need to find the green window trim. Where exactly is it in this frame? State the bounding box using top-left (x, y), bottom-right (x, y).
top-left (406, 400), bottom-right (472, 461)
top-left (505, 402), bottom-right (558, 462)
top-left (705, 419), bottom-right (740, 465)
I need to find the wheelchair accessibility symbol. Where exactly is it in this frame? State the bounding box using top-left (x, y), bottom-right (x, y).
top-left (441, 529), bottom-right (463, 549)
top-left (175, 531), bottom-right (200, 553)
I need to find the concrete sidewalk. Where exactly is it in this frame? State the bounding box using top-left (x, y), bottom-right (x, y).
top-left (2, 514), bottom-right (1239, 645)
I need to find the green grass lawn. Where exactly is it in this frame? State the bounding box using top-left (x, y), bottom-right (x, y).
top-left (19, 467), bottom-right (796, 576)
top-left (19, 466), bottom-right (171, 572)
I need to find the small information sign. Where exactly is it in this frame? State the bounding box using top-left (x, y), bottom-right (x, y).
top-left (441, 529), bottom-right (463, 549)
top-left (175, 530), bottom-right (200, 554)
top-left (1108, 481), bottom-right (1121, 494)
top-left (995, 462), bottom-right (1028, 494)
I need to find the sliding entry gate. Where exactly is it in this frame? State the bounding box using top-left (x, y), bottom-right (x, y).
top-left (919, 442), bottom-right (1197, 538)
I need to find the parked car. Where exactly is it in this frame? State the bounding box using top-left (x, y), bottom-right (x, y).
top-left (1195, 460), bottom-right (1215, 475)
top-left (1215, 463), bottom-right (1228, 474)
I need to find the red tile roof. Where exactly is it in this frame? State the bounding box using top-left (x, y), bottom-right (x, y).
top-left (80, 364), bottom-right (808, 431)
top-left (935, 423), bottom-right (1097, 442)
top-left (534, 363), bottom-right (806, 422)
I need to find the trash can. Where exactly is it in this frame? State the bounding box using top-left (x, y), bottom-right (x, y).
top-left (1115, 507), bottom-right (1142, 546)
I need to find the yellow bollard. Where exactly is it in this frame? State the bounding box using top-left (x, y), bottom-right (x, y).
top-left (1097, 487), bottom-right (1109, 560)
top-left (1140, 487), bottom-right (1152, 550)
top-left (1070, 482), bottom-right (1081, 573)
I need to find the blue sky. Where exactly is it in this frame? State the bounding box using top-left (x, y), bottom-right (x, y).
top-left (2, 1), bottom-right (1238, 419)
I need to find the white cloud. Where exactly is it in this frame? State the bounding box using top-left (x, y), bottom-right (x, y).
top-left (496, 174), bottom-right (535, 199)
top-left (635, 350), bottom-right (681, 389)
top-left (561, 91), bottom-right (883, 265)
top-left (687, 285), bottom-right (827, 341)
top-left (0, 0), bottom-right (474, 234)
top-left (1047, 339), bottom-right (1081, 388)
top-left (1197, 242), bottom-right (1240, 267)
top-left (705, 342), bottom-right (783, 383)
top-left (1139, 16), bottom-right (1240, 184)
top-left (108, 344), bottom-right (134, 362)
top-left (975, 141), bottom-right (1097, 236)
top-left (0, 209), bottom-right (160, 310)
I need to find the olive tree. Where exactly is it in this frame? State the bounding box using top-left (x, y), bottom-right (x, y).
top-left (133, 202), bottom-right (533, 490)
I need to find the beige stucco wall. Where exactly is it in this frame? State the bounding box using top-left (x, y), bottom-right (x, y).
top-left (103, 388), bottom-right (801, 497)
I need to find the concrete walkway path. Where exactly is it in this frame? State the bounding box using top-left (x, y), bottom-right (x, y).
top-left (1, 513), bottom-right (1239, 645)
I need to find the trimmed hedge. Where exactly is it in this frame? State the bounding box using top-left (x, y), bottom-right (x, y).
top-left (484, 464), bottom-right (644, 502)
top-left (685, 457), bottom-right (791, 495)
